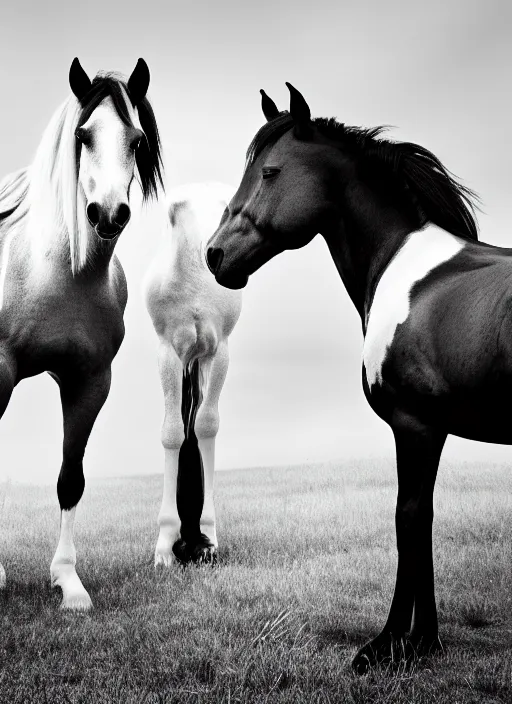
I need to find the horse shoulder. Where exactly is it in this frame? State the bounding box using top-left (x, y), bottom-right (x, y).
top-left (363, 225), bottom-right (466, 391)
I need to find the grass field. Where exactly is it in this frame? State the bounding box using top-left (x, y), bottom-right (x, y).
top-left (0, 458), bottom-right (510, 703)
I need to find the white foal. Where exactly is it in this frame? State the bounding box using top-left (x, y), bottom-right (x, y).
top-left (144, 182), bottom-right (242, 565)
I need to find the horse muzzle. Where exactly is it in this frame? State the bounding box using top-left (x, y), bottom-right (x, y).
top-left (86, 202), bottom-right (131, 240)
top-left (206, 246), bottom-right (249, 290)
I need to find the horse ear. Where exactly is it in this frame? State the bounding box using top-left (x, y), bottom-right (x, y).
top-left (286, 82), bottom-right (313, 139)
top-left (260, 89), bottom-right (279, 121)
top-left (69, 58), bottom-right (92, 101)
top-left (128, 58), bottom-right (150, 104)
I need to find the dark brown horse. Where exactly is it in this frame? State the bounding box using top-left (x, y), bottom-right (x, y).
top-left (0, 58), bottom-right (162, 609)
top-left (205, 84), bottom-right (507, 671)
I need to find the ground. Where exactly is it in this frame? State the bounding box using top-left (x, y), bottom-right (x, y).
top-left (0, 459), bottom-right (510, 703)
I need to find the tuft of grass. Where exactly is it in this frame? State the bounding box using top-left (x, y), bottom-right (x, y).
top-left (458, 599), bottom-right (501, 629)
top-left (0, 460), bottom-right (508, 701)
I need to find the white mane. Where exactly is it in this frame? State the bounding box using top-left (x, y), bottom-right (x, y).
top-left (0, 96), bottom-right (88, 274)
top-left (26, 95), bottom-right (87, 273)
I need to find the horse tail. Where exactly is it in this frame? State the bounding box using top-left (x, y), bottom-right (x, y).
top-left (176, 358), bottom-right (205, 545)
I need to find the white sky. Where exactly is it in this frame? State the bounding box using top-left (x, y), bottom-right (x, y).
top-left (1, 0), bottom-right (512, 483)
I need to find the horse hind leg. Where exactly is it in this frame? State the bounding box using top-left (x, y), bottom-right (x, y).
top-left (172, 357), bottom-right (215, 564)
top-left (155, 344), bottom-right (184, 567)
top-left (195, 342), bottom-right (229, 550)
top-left (156, 343), bottom-right (229, 566)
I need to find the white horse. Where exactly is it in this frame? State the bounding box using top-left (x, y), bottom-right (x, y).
top-left (144, 182), bottom-right (242, 565)
top-left (0, 58), bottom-right (163, 608)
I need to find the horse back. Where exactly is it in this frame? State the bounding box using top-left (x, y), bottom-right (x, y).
top-left (395, 242), bottom-right (512, 381)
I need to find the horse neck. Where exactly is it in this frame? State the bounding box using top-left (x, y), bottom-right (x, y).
top-left (79, 226), bottom-right (118, 276)
top-left (26, 219), bottom-right (117, 283)
top-left (20, 170), bottom-right (119, 281)
top-left (322, 181), bottom-right (415, 326)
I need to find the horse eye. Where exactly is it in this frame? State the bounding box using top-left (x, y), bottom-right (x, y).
top-left (262, 167), bottom-right (281, 179)
top-left (130, 131), bottom-right (144, 151)
top-left (75, 127), bottom-right (91, 146)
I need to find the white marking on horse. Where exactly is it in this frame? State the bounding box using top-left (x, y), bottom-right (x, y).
top-left (363, 225), bottom-right (465, 388)
top-left (50, 507), bottom-right (92, 610)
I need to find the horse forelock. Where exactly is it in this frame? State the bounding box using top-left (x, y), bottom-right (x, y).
top-left (77, 73), bottom-right (135, 130)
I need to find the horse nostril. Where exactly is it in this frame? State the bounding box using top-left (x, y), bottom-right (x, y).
top-left (115, 203), bottom-right (131, 228)
top-left (206, 247), bottom-right (224, 275)
top-left (86, 202), bottom-right (100, 226)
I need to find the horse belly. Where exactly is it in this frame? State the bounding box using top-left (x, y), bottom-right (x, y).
top-left (426, 381), bottom-right (512, 442)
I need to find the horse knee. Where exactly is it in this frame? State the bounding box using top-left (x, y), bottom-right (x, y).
top-left (396, 498), bottom-right (418, 523)
top-left (395, 499), bottom-right (433, 541)
top-left (195, 406), bottom-right (219, 439)
top-left (57, 462), bottom-right (85, 511)
top-left (161, 412), bottom-right (185, 450)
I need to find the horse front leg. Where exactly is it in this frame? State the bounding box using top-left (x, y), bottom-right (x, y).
top-left (353, 412), bottom-right (446, 673)
top-left (50, 370), bottom-right (111, 610)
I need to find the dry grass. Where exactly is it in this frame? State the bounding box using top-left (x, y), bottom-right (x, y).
top-left (0, 459), bottom-right (509, 702)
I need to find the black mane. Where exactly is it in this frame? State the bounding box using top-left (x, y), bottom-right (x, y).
top-left (77, 72), bottom-right (164, 200)
top-left (247, 113), bottom-right (479, 242)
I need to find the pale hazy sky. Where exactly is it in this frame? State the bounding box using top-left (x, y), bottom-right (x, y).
top-left (1, 0), bottom-right (512, 482)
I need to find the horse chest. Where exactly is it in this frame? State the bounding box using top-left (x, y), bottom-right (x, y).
top-left (362, 226), bottom-right (465, 391)
top-left (11, 292), bottom-right (124, 379)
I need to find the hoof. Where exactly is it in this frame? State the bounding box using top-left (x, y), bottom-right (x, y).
top-left (408, 633), bottom-right (444, 658)
top-left (60, 591), bottom-right (93, 611)
top-left (352, 632), bottom-right (443, 674)
top-left (173, 535), bottom-right (217, 566)
top-left (352, 633), bottom-right (407, 675)
top-left (51, 566), bottom-right (92, 611)
top-left (193, 543), bottom-right (217, 565)
top-left (154, 550), bottom-right (174, 569)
